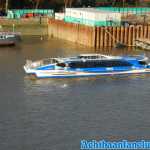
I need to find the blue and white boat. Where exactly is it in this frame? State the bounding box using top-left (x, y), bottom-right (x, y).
top-left (23, 54), bottom-right (150, 78)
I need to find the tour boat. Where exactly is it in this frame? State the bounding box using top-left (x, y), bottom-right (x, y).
top-left (23, 54), bottom-right (150, 78)
top-left (0, 32), bottom-right (21, 46)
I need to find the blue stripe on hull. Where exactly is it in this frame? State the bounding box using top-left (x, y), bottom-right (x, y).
top-left (35, 71), bottom-right (150, 79)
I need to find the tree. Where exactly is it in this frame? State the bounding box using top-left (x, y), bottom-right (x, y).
top-left (28, 0), bottom-right (44, 9)
top-left (35, 0), bottom-right (41, 9)
top-left (5, 0), bottom-right (8, 12)
top-left (64, 0), bottom-right (76, 8)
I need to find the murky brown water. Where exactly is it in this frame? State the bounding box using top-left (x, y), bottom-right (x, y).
top-left (0, 36), bottom-right (150, 150)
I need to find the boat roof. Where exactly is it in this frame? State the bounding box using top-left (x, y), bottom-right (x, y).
top-left (0, 32), bottom-right (21, 35)
top-left (31, 54), bottom-right (148, 67)
top-left (52, 54), bottom-right (138, 63)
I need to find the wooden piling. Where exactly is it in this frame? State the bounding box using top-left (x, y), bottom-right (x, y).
top-left (148, 26), bottom-right (150, 39)
top-left (132, 26), bottom-right (136, 46)
top-left (100, 27), bottom-right (104, 48)
top-left (104, 27), bottom-right (107, 47)
top-left (140, 26), bottom-right (144, 39)
top-left (128, 26), bottom-right (133, 46)
top-left (144, 26), bottom-right (148, 39)
top-left (124, 27), bottom-right (128, 45)
top-left (120, 26), bottom-right (124, 45)
top-left (108, 27), bottom-right (112, 47)
top-left (97, 27), bottom-right (100, 49)
top-left (112, 27), bottom-right (116, 46)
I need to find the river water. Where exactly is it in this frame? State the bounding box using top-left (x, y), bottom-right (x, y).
top-left (0, 37), bottom-right (150, 150)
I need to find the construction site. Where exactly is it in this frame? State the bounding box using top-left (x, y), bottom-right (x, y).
top-left (48, 6), bottom-right (150, 50)
top-left (1, 0), bottom-right (150, 49)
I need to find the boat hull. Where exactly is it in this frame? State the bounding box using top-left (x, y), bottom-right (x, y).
top-left (0, 40), bottom-right (15, 46)
top-left (34, 69), bottom-right (150, 78)
top-left (0, 32), bottom-right (21, 47)
top-left (23, 54), bottom-right (150, 79)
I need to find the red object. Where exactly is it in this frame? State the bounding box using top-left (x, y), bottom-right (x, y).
top-left (27, 13), bottom-right (34, 17)
top-left (22, 13), bottom-right (34, 18)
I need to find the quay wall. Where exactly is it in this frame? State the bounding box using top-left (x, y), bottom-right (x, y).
top-left (48, 19), bottom-right (95, 47)
top-left (48, 19), bottom-right (150, 48)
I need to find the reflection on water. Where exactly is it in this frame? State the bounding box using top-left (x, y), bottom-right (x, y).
top-left (24, 73), bottom-right (150, 97)
top-left (0, 36), bottom-right (150, 150)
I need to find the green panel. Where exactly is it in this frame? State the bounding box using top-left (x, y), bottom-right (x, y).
top-left (64, 16), bottom-right (121, 27)
top-left (7, 11), bottom-right (14, 19)
top-left (33, 9), bottom-right (38, 13)
top-left (8, 9), bottom-right (54, 18)
top-left (96, 7), bottom-right (150, 14)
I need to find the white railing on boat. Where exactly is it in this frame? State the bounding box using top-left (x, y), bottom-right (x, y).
top-left (25, 58), bottom-right (58, 69)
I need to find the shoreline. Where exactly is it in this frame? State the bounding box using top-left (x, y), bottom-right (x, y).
top-left (0, 17), bottom-right (48, 36)
top-left (1, 17), bottom-right (150, 50)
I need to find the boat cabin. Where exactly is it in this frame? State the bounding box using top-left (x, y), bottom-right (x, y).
top-left (68, 60), bottom-right (133, 68)
top-left (55, 59), bottom-right (135, 69)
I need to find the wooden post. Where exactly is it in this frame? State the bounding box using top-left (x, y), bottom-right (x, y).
top-left (92, 27), bottom-right (96, 48)
top-left (139, 25), bottom-right (144, 39)
top-left (108, 27), bottom-right (112, 47)
top-left (112, 27), bottom-right (116, 46)
top-left (116, 27), bottom-right (120, 44)
top-left (136, 25), bottom-right (140, 39)
top-left (128, 26), bottom-right (133, 46)
top-left (99, 27), bottom-right (101, 48)
top-left (144, 25), bottom-right (148, 39)
top-left (124, 27), bottom-right (128, 45)
top-left (104, 27), bottom-right (108, 47)
top-left (132, 26), bottom-right (136, 46)
top-left (120, 26), bottom-right (124, 44)
top-left (148, 25), bottom-right (150, 39)
top-left (100, 27), bottom-right (104, 48)
top-left (96, 27), bottom-right (100, 49)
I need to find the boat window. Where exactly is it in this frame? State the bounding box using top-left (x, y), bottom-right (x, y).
top-left (139, 61), bottom-right (147, 65)
top-left (0, 36), bottom-right (4, 39)
top-left (53, 59), bottom-right (59, 64)
top-left (78, 56), bottom-right (99, 59)
top-left (69, 60), bottom-right (132, 68)
top-left (57, 63), bottom-right (66, 67)
top-left (43, 59), bottom-right (58, 65)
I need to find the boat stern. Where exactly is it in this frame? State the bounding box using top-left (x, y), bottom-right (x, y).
top-left (23, 60), bottom-right (37, 74)
top-left (23, 65), bottom-right (36, 74)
